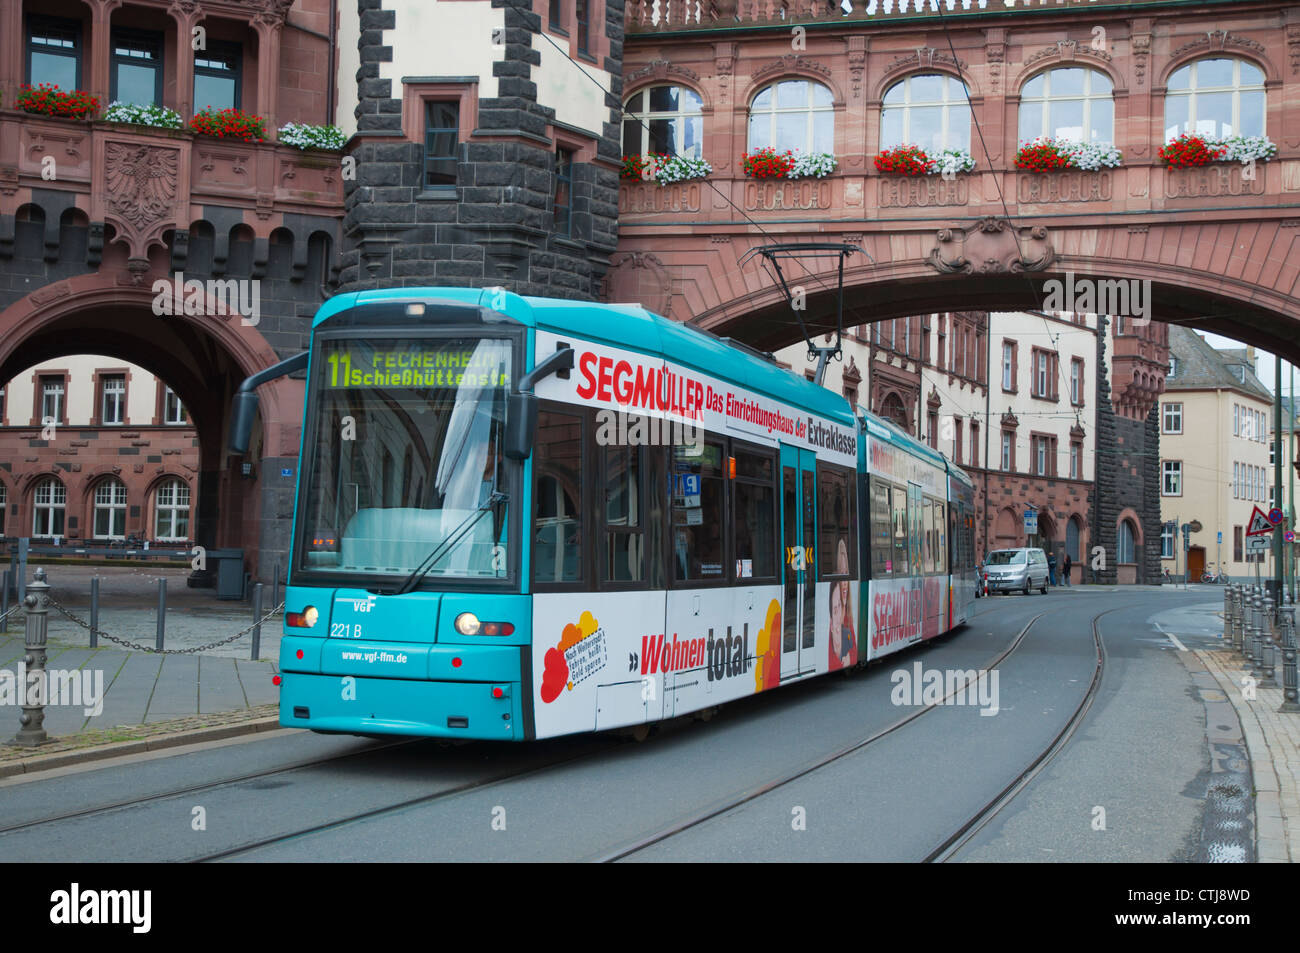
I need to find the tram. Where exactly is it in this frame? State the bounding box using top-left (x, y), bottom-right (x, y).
top-left (231, 288), bottom-right (976, 741)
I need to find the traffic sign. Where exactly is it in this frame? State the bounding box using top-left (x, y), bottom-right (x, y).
top-left (1245, 535), bottom-right (1270, 552)
top-left (1024, 509), bottom-right (1037, 534)
top-left (1286, 530), bottom-right (1297, 543)
top-left (1217, 531), bottom-right (1223, 544)
top-left (1246, 506), bottom-right (1275, 536)
top-left (1268, 507), bottom-right (1284, 525)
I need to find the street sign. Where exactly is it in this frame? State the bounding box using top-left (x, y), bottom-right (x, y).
top-left (1218, 531), bottom-right (1223, 544)
top-left (1024, 509), bottom-right (1037, 534)
top-left (1245, 535), bottom-right (1270, 552)
top-left (1246, 506), bottom-right (1275, 536)
top-left (1268, 507), bottom-right (1284, 525)
top-left (1286, 530), bottom-right (1297, 543)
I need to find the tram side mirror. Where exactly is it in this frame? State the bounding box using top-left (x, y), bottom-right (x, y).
top-left (229, 391), bottom-right (260, 455)
top-left (504, 392), bottom-right (537, 460)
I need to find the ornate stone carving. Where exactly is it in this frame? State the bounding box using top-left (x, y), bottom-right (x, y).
top-left (879, 177), bottom-right (968, 208)
top-left (1017, 171), bottom-right (1113, 204)
top-left (1169, 30), bottom-right (1265, 61)
top-left (606, 251), bottom-right (674, 318)
top-left (1163, 165), bottom-right (1265, 198)
top-left (927, 218), bottom-right (1055, 275)
top-left (886, 47), bottom-right (963, 79)
top-left (752, 53), bottom-right (832, 84)
top-left (1026, 39), bottom-right (1112, 66)
top-left (105, 142), bottom-right (179, 234)
top-left (986, 42), bottom-right (1005, 94)
top-left (625, 60), bottom-right (700, 86)
top-left (1287, 24), bottom-right (1300, 75)
top-left (1132, 34), bottom-right (1151, 85)
top-left (847, 37), bottom-right (866, 100)
top-left (744, 179), bottom-right (833, 212)
top-left (619, 182), bottom-right (701, 214)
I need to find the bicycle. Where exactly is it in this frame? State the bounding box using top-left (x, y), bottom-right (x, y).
top-left (1200, 563), bottom-right (1230, 584)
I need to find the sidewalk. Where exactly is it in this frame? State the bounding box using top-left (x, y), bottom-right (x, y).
top-left (1197, 646), bottom-right (1300, 863)
top-left (0, 565), bottom-right (281, 751)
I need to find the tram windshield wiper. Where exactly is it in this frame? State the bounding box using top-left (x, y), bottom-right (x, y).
top-left (381, 491), bottom-right (508, 596)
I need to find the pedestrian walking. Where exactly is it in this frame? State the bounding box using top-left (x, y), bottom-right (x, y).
top-left (1047, 550), bottom-right (1058, 587)
top-left (1062, 552), bottom-right (1072, 587)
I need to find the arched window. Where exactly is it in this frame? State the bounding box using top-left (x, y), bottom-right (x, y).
top-left (1165, 58), bottom-right (1265, 141)
top-left (1065, 515), bottom-right (1082, 562)
top-left (880, 74), bottom-right (970, 153)
top-left (878, 393), bottom-right (910, 433)
top-left (93, 478), bottom-right (127, 539)
top-left (1118, 519), bottom-right (1137, 564)
top-left (747, 79), bottom-right (834, 153)
top-left (155, 478), bottom-right (191, 541)
top-left (1019, 68), bottom-right (1114, 142)
top-left (622, 86), bottom-right (703, 158)
top-left (32, 477), bottom-right (66, 538)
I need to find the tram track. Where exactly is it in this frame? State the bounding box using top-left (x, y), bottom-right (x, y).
top-left (595, 602), bottom-right (1132, 863)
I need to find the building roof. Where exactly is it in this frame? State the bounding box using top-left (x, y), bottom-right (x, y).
top-left (1164, 326), bottom-right (1272, 402)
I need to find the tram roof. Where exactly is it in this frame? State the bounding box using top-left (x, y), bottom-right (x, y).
top-left (317, 286), bottom-right (856, 424)
top-left (857, 405), bottom-right (955, 475)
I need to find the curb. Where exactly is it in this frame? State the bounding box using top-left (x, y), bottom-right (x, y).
top-left (0, 716), bottom-right (283, 780)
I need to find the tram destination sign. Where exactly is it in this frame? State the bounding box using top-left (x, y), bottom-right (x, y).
top-left (323, 344), bottom-right (511, 390)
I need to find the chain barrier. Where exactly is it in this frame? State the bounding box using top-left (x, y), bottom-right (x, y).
top-left (46, 595), bottom-right (286, 655)
top-left (0, 603), bottom-right (24, 627)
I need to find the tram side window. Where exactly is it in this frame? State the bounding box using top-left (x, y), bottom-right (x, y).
top-left (817, 463), bottom-right (856, 580)
top-left (870, 479), bottom-right (893, 578)
top-left (733, 448), bottom-right (777, 581)
top-left (933, 498), bottom-right (946, 574)
top-left (532, 409), bottom-right (585, 587)
top-left (921, 496), bottom-right (936, 574)
top-left (601, 442), bottom-right (645, 586)
top-left (898, 486), bottom-right (915, 575)
top-left (672, 439), bottom-right (726, 583)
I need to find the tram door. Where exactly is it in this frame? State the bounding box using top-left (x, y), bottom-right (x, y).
top-left (780, 445), bottom-right (817, 680)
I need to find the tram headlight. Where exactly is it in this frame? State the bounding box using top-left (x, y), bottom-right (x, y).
top-left (455, 612), bottom-right (481, 635)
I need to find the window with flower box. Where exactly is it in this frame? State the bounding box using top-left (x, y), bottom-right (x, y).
top-left (195, 42), bottom-right (241, 112)
top-left (1165, 58), bottom-right (1265, 141)
top-left (747, 80), bottom-right (834, 155)
top-left (623, 86), bottom-right (703, 159)
top-left (27, 16), bottom-right (81, 91)
top-left (111, 29), bottom-right (163, 106)
top-left (1019, 68), bottom-right (1114, 143)
top-left (880, 74), bottom-right (970, 154)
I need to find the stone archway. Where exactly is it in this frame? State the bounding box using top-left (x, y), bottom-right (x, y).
top-left (0, 272), bottom-right (303, 579)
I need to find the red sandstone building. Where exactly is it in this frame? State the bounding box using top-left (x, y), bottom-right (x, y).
top-left (0, 356), bottom-right (198, 544)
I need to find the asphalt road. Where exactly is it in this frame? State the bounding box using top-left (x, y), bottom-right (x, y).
top-left (0, 587), bottom-right (1244, 862)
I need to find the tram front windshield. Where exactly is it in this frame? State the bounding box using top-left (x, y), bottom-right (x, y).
top-left (295, 336), bottom-right (513, 583)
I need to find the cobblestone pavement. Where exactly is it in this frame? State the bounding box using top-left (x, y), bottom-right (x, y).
top-left (1198, 648), bottom-right (1300, 863)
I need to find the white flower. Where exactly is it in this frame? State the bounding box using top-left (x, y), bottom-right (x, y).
top-left (654, 154), bottom-right (712, 185)
top-left (277, 122), bottom-right (346, 151)
top-left (102, 101), bottom-right (183, 129)
top-left (788, 151), bottom-right (838, 179)
top-left (925, 148), bottom-right (976, 176)
top-left (1211, 134), bottom-right (1276, 165)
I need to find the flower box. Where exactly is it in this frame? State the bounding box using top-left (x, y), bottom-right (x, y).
top-left (278, 122), bottom-right (346, 151)
top-left (874, 145), bottom-right (974, 177)
top-left (1015, 137), bottom-right (1121, 173)
top-left (1158, 133), bottom-right (1276, 169)
top-left (620, 153), bottom-right (711, 185)
top-left (16, 84), bottom-right (99, 120)
top-left (190, 107), bottom-right (268, 143)
top-left (101, 102), bottom-right (183, 130)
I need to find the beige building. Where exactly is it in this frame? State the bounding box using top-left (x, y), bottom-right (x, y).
top-left (1159, 328), bottom-right (1274, 581)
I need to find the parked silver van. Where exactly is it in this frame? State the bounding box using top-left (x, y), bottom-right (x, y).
top-left (983, 548), bottom-right (1050, 595)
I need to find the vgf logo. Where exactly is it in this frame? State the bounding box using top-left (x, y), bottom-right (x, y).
top-left (346, 595), bottom-right (376, 612)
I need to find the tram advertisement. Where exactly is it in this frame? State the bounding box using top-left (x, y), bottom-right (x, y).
top-left (533, 330), bottom-right (857, 467)
top-left (866, 576), bottom-right (946, 662)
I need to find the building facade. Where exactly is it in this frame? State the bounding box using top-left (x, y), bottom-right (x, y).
top-left (1160, 327), bottom-right (1274, 581)
top-left (0, 356), bottom-right (198, 544)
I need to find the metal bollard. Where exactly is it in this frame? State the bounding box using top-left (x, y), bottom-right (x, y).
top-left (156, 577), bottom-right (166, 652)
top-left (13, 567), bottom-right (50, 746)
top-left (1280, 608), bottom-right (1299, 713)
top-left (89, 577), bottom-right (99, 649)
top-left (1262, 595), bottom-right (1279, 688)
top-left (1224, 585), bottom-right (1231, 639)
top-left (1248, 595), bottom-right (1263, 674)
top-left (251, 583), bottom-right (263, 661)
top-left (1233, 586), bottom-right (1245, 654)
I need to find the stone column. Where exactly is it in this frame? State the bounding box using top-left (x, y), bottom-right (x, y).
top-left (253, 16), bottom-right (283, 138)
top-left (168, 0), bottom-right (201, 120)
top-left (88, 0), bottom-right (124, 106)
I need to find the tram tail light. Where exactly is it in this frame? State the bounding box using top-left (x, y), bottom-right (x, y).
top-left (455, 612), bottom-right (515, 636)
top-left (729, 456), bottom-right (736, 479)
top-left (286, 606), bottom-right (319, 628)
